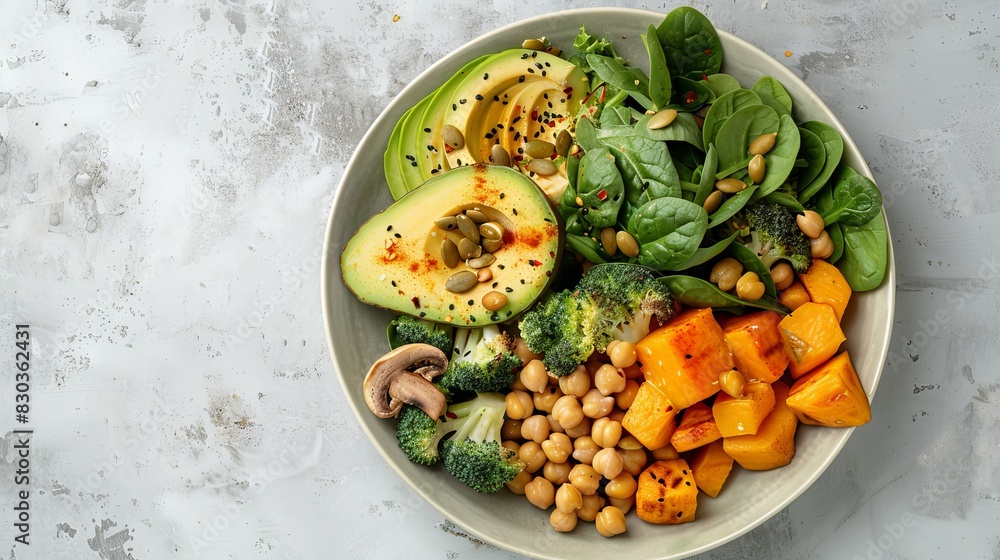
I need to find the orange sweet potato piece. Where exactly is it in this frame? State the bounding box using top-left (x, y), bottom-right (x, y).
top-left (689, 440), bottom-right (734, 498)
top-left (786, 352), bottom-right (871, 427)
top-left (778, 280), bottom-right (811, 312)
top-left (635, 459), bottom-right (698, 524)
top-left (723, 381), bottom-right (798, 471)
top-left (621, 382), bottom-right (677, 450)
top-left (670, 402), bottom-right (722, 453)
top-left (636, 308), bottom-right (733, 409)
top-left (720, 311), bottom-right (789, 384)
top-left (798, 259), bottom-right (852, 321)
top-left (712, 381), bottom-right (776, 437)
top-left (778, 302), bottom-right (845, 378)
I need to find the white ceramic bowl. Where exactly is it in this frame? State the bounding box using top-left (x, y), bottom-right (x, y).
top-left (322, 8), bottom-right (895, 559)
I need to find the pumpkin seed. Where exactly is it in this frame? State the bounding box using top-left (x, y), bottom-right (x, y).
top-left (467, 253), bottom-right (496, 269)
top-left (482, 237), bottom-right (503, 253)
top-left (456, 214), bottom-right (480, 243)
top-left (435, 216), bottom-right (457, 230)
top-left (703, 190), bottom-right (723, 214)
top-left (544, 45), bottom-right (561, 57)
top-left (526, 158), bottom-right (558, 176)
top-left (748, 154), bottom-right (766, 184)
top-left (482, 291), bottom-right (508, 311)
top-left (646, 108), bottom-right (678, 130)
top-left (465, 209), bottom-right (489, 224)
top-left (525, 140), bottom-right (556, 159)
top-left (522, 38), bottom-right (545, 50)
top-left (616, 231), bottom-right (639, 258)
top-left (479, 222), bottom-right (503, 241)
top-left (715, 178), bottom-right (747, 193)
top-left (555, 130), bottom-right (572, 157)
top-left (477, 268), bottom-right (493, 283)
top-left (600, 228), bottom-right (618, 256)
top-left (441, 238), bottom-right (460, 268)
top-left (749, 132), bottom-right (777, 156)
top-left (458, 237), bottom-right (482, 259)
top-left (445, 271), bottom-right (478, 293)
top-left (441, 124), bottom-right (465, 150)
top-left (491, 144), bottom-right (511, 167)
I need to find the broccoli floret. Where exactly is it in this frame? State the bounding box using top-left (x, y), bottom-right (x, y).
top-left (440, 393), bottom-right (523, 493)
top-left (395, 393), bottom-right (524, 493)
top-left (519, 263), bottom-right (675, 376)
top-left (388, 316), bottom-right (453, 356)
top-left (437, 326), bottom-right (521, 393)
top-left (739, 201), bottom-right (813, 273)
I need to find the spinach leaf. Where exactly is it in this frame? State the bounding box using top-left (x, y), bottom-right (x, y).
top-left (601, 105), bottom-right (634, 128)
top-left (659, 275), bottom-right (791, 314)
top-left (575, 146), bottom-right (626, 228)
top-left (707, 184), bottom-right (758, 228)
top-left (575, 117), bottom-right (600, 152)
top-left (599, 135), bottom-right (682, 217)
top-left (672, 76), bottom-right (712, 112)
top-left (762, 189), bottom-right (806, 212)
top-left (820, 164), bottom-right (883, 226)
top-left (727, 241), bottom-right (777, 298)
top-left (702, 89), bottom-right (762, 148)
top-left (586, 54), bottom-right (654, 111)
top-left (755, 113), bottom-right (801, 197)
top-left (797, 121), bottom-right (844, 202)
top-left (796, 126), bottom-right (827, 189)
top-left (828, 222), bottom-right (845, 263)
top-left (635, 111), bottom-right (705, 151)
top-left (674, 230), bottom-right (739, 270)
top-left (703, 73), bottom-right (742, 97)
top-left (655, 7), bottom-right (724, 80)
top-left (642, 24), bottom-right (672, 110)
top-left (837, 211), bottom-right (888, 291)
top-left (567, 234), bottom-right (610, 264)
top-left (715, 104), bottom-right (780, 172)
top-left (627, 197), bottom-right (708, 270)
top-left (693, 144), bottom-right (718, 206)
top-left (751, 76), bottom-right (793, 117)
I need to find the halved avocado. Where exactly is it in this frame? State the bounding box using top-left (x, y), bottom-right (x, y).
top-left (342, 164), bottom-right (563, 326)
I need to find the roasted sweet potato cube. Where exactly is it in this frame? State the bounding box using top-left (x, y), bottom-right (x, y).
top-left (635, 459), bottom-right (698, 524)
top-left (670, 402), bottom-right (721, 453)
top-left (720, 311), bottom-right (789, 384)
top-left (723, 381), bottom-right (798, 471)
top-left (798, 259), bottom-right (852, 321)
top-left (621, 382), bottom-right (677, 450)
top-left (689, 440), bottom-right (734, 498)
top-left (778, 280), bottom-right (811, 312)
top-left (713, 381), bottom-right (776, 437)
top-left (778, 302), bottom-right (845, 378)
top-left (786, 352), bottom-right (871, 427)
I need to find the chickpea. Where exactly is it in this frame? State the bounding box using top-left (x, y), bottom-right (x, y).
top-left (568, 463), bottom-right (601, 495)
top-left (545, 413), bottom-right (565, 434)
top-left (581, 388), bottom-right (615, 419)
top-left (543, 461), bottom-right (572, 486)
top-left (650, 444), bottom-right (680, 461)
top-left (577, 494), bottom-right (605, 522)
top-left (719, 368), bottom-right (747, 398)
top-left (555, 482), bottom-right (583, 513)
top-left (518, 441), bottom-right (547, 473)
top-left (505, 390), bottom-right (534, 419)
top-left (585, 356), bottom-right (604, 376)
top-left (591, 417), bottom-right (623, 448)
top-left (520, 359), bottom-right (549, 393)
top-left (501, 418), bottom-right (523, 441)
top-left (557, 365), bottom-right (591, 398)
top-left (501, 440), bottom-right (520, 454)
top-left (520, 415), bottom-right (550, 444)
top-left (551, 395), bottom-right (584, 429)
top-left (621, 363), bottom-right (643, 380)
top-left (604, 472), bottom-right (637, 500)
top-left (618, 447), bottom-right (648, 477)
top-left (533, 386), bottom-right (563, 413)
top-left (811, 230), bottom-right (834, 259)
top-left (513, 336), bottom-right (541, 364)
top-left (770, 261), bottom-right (795, 291)
top-left (563, 416), bottom-right (592, 439)
top-left (736, 271), bottom-right (766, 301)
top-left (594, 364), bottom-right (627, 396)
top-left (796, 210), bottom-right (825, 239)
top-left (572, 435), bottom-right (600, 465)
top-left (595, 506), bottom-right (627, 537)
top-left (506, 470), bottom-right (533, 495)
top-left (541, 432), bottom-right (573, 464)
top-left (607, 495), bottom-right (635, 515)
top-left (616, 434), bottom-right (643, 451)
top-left (615, 380), bottom-right (641, 410)
top-left (592, 447), bottom-right (624, 479)
top-left (604, 339), bottom-right (620, 356)
top-left (549, 509), bottom-right (578, 532)
top-left (710, 257), bottom-right (743, 292)
top-left (524, 476), bottom-right (555, 510)
top-left (509, 374), bottom-right (528, 392)
top-left (606, 408), bottom-right (626, 424)
top-left (608, 340), bottom-right (637, 368)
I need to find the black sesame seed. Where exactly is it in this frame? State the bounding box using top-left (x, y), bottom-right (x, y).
top-left (483, 73), bottom-right (489, 80)
top-left (410, 161), bottom-right (417, 167)
top-left (475, 94), bottom-right (484, 100)
top-left (499, 192), bottom-right (506, 199)
top-left (452, 103), bottom-right (457, 111)
top-left (512, 208), bottom-right (518, 215)
top-left (505, 287), bottom-right (513, 293)
top-left (391, 281), bottom-right (397, 287)
top-left (394, 233), bottom-right (401, 238)
top-left (449, 304), bottom-right (455, 310)
top-left (519, 75), bottom-right (525, 83)
top-left (467, 299), bottom-right (474, 305)
top-left (459, 98), bottom-right (467, 104)
top-left (386, 225), bottom-right (393, 231)
top-left (423, 127), bottom-right (431, 133)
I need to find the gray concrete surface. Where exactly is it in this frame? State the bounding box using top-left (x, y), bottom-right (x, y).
top-left (1, 0), bottom-right (998, 558)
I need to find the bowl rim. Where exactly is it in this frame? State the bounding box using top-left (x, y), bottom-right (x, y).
top-left (321, 7), bottom-right (895, 558)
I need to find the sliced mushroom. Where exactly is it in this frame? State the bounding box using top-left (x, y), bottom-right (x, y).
top-left (363, 343), bottom-right (449, 419)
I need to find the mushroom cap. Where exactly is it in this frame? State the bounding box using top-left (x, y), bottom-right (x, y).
top-left (363, 343), bottom-right (449, 419)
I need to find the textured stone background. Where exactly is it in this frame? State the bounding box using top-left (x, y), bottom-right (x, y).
top-left (1, 0), bottom-right (998, 559)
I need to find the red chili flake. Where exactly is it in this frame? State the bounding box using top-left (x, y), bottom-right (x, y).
top-left (527, 259), bottom-right (542, 267)
top-left (530, 110), bottom-right (538, 121)
top-left (685, 91), bottom-right (698, 104)
top-left (703, 48), bottom-right (713, 56)
top-left (598, 85), bottom-right (607, 104)
top-left (446, 411), bottom-right (457, 419)
top-left (547, 120), bottom-right (555, 128)
top-left (702, 73), bottom-right (709, 81)
top-left (549, 251), bottom-right (556, 258)
top-left (597, 189), bottom-right (608, 201)
top-left (411, 296), bottom-right (421, 309)
top-left (443, 144), bottom-right (454, 153)
top-left (563, 86), bottom-right (573, 96)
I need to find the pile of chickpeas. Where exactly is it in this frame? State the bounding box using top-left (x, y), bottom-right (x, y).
top-left (501, 337), bottom-right (680, 536)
